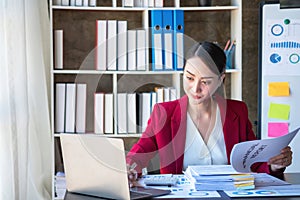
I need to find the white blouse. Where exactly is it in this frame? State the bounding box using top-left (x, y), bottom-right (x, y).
top-left (183, 106), bottom-right (227, 170)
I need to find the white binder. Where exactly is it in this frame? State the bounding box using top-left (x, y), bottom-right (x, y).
top-left (127, 30), bottom-right (137, 71)
top-left (76, 84), bottom-right (86, 133)
top-left (107, 20), bottom-right (117, 70)
top-left (117, 21), bottom-right (128, 71)
top-left (95, 20), bottom-right (107, 70)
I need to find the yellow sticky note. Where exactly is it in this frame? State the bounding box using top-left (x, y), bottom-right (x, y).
top-left (268, 103), bottom-right (290, 120)
top-left (268, 82), bottom-right (290, 96)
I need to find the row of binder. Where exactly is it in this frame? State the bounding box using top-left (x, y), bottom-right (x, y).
top-left (95, 88), bottom-right (177, 134)
top-left (55, 83), bottom-right (87, 133)
top-left (150, 10), bottom-right (184, 71)
top-left (95, 20), bottom-right (146, 71)
top-left (123, 0), bottom-right (164, 7)
top-left (53, 0), bottom-right (96, 6)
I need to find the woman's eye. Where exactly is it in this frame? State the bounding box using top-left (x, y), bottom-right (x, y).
top-left (186, 76), bottom-right (193, 81)
top-left (201, 80), bottom-right (210, 85)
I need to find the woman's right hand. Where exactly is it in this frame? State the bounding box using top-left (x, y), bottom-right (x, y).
top-left (127, 163), bottom-right (138, 187)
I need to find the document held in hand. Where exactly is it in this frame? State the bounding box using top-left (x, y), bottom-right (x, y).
top-left (230, 127), bottom-right (299, 173)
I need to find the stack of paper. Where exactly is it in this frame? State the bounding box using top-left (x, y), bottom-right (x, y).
top-left (184, 165), bottom-right (255, 191)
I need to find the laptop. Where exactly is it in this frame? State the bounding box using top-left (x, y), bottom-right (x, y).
top-left (60, 134), bottom-right (170, 200)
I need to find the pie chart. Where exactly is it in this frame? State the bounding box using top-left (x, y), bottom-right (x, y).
top-left (270, 53), bottom-right (281, 63)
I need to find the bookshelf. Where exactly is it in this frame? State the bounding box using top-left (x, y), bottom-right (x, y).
top-left (50, 0), bottom-right (242, 198)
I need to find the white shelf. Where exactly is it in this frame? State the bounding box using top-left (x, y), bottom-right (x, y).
top-left (52, 5), bottom-right (238, 11)
top-left (54, 133), bottom-right (142, 137)
top-left (52, 69), bottom-right (240, 74)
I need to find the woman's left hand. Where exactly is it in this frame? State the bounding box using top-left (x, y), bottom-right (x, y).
top-left (268, 146), bottom-right (293, 172)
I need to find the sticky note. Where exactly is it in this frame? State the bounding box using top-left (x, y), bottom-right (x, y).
top-left (268, 103), bottom-right (290, 120)
top-left (268, 82), bottom-right (290, 96)
top-left (268, 122), bottom-right (289, 137)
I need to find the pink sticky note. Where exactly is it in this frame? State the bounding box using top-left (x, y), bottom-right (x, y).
top-left (268, 122), bottom-right (289, 137)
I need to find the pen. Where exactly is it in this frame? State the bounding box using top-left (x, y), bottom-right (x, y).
top-left (224, 39), bottom-right (231, 50)
top-left (130, 162), bottom-right (137, 170)
top-left (227, 40), bottom-right (235, 52)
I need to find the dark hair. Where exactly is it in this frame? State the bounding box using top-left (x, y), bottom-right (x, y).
top-left (184, 41), bottom-right (226, 75)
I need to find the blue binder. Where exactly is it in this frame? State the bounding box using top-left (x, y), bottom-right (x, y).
top-left (173, 10), bottom-right (184, 71)
top-left (150, 10), bottom-right (163, 71)
top-left (162, 10), bottom-right (174, 70)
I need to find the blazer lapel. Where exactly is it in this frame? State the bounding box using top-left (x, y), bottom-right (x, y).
top-left (216, 96), bottom-right (239, 163)
top-left (171, 95), bottom-right (188, 173)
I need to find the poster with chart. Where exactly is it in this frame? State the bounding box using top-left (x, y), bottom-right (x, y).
top-left (258, 2), bottom-right (300, 172)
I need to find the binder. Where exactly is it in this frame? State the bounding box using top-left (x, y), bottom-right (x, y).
top-left (107, 20), bottom-right (117, 70)
top-left (75, 83), bottom-right (87, 133)
top-left (136, 29), bottom-right (146, 71)
top-left (170, 87), bottom-right (177, 101)
top-left (75, 0), bottom-right (83, 6)
top-left (95, 20), bottom-right (107, 70)
top-left (154, 87), bottom-right (164, 103)
top-left (83, 0), bottom-right (88, 6)
top-left (94, 93), bottom-right (104, 134)
top-left (123, 0), bottom-right (134, 7)
top-left (55, 83), bottom-right (66, 133)
top-left (127, 93), bottom-right (137, 133)
top-left (162, 10), bottom-right (174, 70)
top-left (140, 93), bottom-right (151, 132)
top-left (151, 92), bottom-right (157, 111)
top-left (173, 10), bottom-right (184, 70)
top-left (70, 0), bottom-right (75, 6)
top-left (150, 10), bottom-right (163, 70)
top-left (117, 21), bottom-right (128, 71)
top-left (61, 0), bottom-right (69, 6)
top-left (163, 87), bottom-right (170, 102)
top-left (54, 30), bottom-right (63, 69)
top-left (65, 83), bottom-right (76, 133)
top-left (104, 93), bottom-right (114, 134)
top-left (117, 93), bottom-right (127, 134)
top-left (89, 0), bottom-right (96, 6)
top-left (127, 30), bottom-right (137, 71)
top-left (154, 0), bottom-right (163, 7)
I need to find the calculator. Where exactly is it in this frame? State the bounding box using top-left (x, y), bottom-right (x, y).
top-left (143, 175), bottom-right (178, 186)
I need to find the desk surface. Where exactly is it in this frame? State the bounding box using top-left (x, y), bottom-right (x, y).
top-left (64, 173), bottom-right (300, 200)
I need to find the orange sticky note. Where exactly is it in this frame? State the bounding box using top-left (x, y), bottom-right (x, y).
top-left (268, 122), bottom-right (289, 137)
top-left (268, 82), bottom-right (290, 96)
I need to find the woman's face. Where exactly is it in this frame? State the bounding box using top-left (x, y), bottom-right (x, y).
top-left (183, 56), bottom-right (224, 105)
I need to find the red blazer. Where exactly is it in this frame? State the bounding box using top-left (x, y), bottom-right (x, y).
top-left (126, 95), bottom-right (271, 174)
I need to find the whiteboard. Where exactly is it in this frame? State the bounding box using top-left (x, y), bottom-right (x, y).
top-left (258, 2), bottom-right (300, 172)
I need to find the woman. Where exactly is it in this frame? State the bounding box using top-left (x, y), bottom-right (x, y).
top-left (126, 41), bottom-right (292, 185)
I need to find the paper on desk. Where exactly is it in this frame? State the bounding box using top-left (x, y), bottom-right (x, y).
top-left (140, 175), bottom-right (221, 198)
top-left (230, 127), bottom-right (300, 173)
top-left (224, 184), bottom-right (300, 198)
